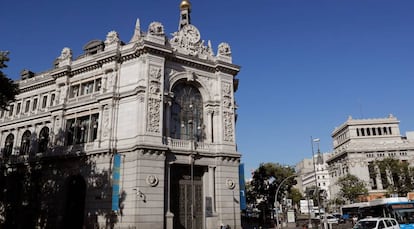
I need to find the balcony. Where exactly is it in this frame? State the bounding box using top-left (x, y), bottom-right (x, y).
top-left (163, 137), bottom-right (211, 152)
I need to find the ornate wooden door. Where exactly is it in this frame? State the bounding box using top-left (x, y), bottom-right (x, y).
top-left (177, 178), bottom-right (203, 229)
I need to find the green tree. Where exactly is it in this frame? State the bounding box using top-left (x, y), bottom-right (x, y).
top-left (288, 187), bottom-right (303, 207)
top-left (336, 174), bottom-right (368, 203)
top-left (374, 157), bottom-right (414, 196)
top-left (249, 163), bottom-right (296, 206)
top-left (247, 163), bottom-right (296, 224)
top-left (0, 51), bottom-right (19, 110)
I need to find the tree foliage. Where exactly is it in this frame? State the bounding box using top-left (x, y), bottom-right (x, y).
top-left (336, 174), bottom-right (368, 203)
top-left (374, 157), bottom-right (414, 197)
top-left (288, 187), bottom-right (303, 206)
top-left (248, 162), bottom-right (296, 207)
top-left (246, 163), bottom-right (296, 226)
top-left (0, 51), bottom-right (19, 110)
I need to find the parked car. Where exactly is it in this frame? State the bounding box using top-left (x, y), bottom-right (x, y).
top-left (319, 214), bottom-right (339, 224)
top-left (353, 217), bottom-right (400, 229)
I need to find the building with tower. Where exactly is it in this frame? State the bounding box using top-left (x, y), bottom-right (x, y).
top-left (0, 1), bottom-right (241, 228)
top-left (295, 151), bottom-right (331, 209)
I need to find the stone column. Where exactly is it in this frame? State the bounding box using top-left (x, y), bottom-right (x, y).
top-left (375, 165), bottom-right (383, 190)
top-left (166, 161), bottom-right (174, 229)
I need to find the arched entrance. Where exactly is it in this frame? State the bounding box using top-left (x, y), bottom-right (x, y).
top-left (62, 175), bottom-right (86, 229)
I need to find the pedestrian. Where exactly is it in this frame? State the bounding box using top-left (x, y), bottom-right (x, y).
top-left (352, 215), bottom-right (358, 225)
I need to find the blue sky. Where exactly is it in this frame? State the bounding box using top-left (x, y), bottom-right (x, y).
top-left (2, 1), bottom-right (414, 177)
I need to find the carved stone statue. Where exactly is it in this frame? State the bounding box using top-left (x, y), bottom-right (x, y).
top-left (59, 47), bottom-right (72, 61)
top-left (218, 43), bottom-right (231, 57)
top-left (105, 31), bottom-right (120, 45)
top-left (148, 22), bottom-right (164, 36)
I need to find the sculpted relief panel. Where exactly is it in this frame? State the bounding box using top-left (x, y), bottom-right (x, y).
top-left (102, 105), bottom-right (110, 138)
top-left (146, 66), bottom-right (162, 133)
top-left (222, 82), bottom-right (234, 142)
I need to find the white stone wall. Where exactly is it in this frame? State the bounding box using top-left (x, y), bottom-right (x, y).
top-left (327, 116), bottom-right (414, 200)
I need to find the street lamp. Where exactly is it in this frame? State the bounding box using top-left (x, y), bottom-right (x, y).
top-left (274, 174), bottom-right (297, 229)
top-left (311, 137), bottom-right (322, 228)
top-left (187, 103), bottom-right (201, 229)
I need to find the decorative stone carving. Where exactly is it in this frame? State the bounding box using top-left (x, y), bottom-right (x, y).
top-left (146, 175), bottom-right (159, 187)
top-left (147, 98), bottom-right (160, 133)
top-left (104, 31), bottom-right (121, 51)
top-left (223, 99), bottom-right (232, 109)
top-left (222, 82), bottom-right (232, 109)
top-left (105, 31), bottom-right (120, 46)
top-left (187, 71), bottom-right (196, 82)
top-left (149, 82), bottom-right (160, 95)
top-left (169, 24), bottom-right (213, 59)
top-left (59, 85), bottom-right (67, 104)
top-left (149, 66), bottom-right (162, 80)
top-left (226, 179), bottom-right (235, 190)
top-left (148, 22), bottom-right (164, 36)
top-left (57, 47), bottom-right (72, 67)
top-left (164, 68), bottom-right (176, 91)
top-left (59, 47), bottom-right (72, 61)
top-left (102, 105), bottom-right (110, 138)
top-left (147, 66), bottom-right (162, 133)
top-left (223, 111), bottom-right (234, 142)
top-left (218, 42), bottom-right (231, 57)
top-left (106, 69), bottom-right (115, 90)
top-left (222, 83), bottom-right (231, 96)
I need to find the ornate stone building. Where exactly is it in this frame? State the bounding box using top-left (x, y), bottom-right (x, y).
top-left (0, 1), bottom-right (241, 228)
top-left (326, 115), bottom-right (414, 201)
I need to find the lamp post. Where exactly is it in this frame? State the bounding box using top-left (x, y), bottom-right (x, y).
top-left (188, 117), bottom-right (196, 229)
top-left (275, 174), bottom-right (297, 229)
top-left (311, 137), bottom-right (322, 228)
top-left (187, 103), bottom-right (200, 229)
top-left (306, 189), bottom-right (313, 229)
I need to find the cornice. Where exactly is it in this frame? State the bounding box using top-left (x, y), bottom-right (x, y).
top-left (13, 36), bottom-right (240, 96)
top-left (0, 112), bottom-right (52, 129)
top-left (50, 65), bottom-right (71, 79)
top-left (19, 80), bottom-right (55, 93)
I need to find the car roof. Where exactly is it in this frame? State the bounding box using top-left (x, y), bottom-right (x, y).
top-left (359, 217), bottom-right (396, 221)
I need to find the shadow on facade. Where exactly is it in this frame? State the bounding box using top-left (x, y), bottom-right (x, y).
top-left (0, 128), bottom-right (125, 229)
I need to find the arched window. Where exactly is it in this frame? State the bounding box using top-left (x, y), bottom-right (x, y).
top-left (4, 134), bottom-right (14, 157)
top-left (20, 130), bottom-right (31, 155)
top-left (38, 127), bottom-right (49, 153)
top-left (170, 83), bottom-right (204, 141)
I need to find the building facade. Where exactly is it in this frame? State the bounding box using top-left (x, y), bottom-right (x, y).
top-left (0, 1), bottom-right (241, 228)
top-left (326, 115), bottom-right (414, 201)
top-left (295, 152), bottom-right (331, 204)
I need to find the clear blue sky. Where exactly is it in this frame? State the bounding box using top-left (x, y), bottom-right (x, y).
top-left (2, 1), bottom-right (414, 178)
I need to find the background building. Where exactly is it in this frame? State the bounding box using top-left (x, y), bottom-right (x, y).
top-left (327, 115), bottom-right (414, 201)
top-left (296, 152), bottom-right (331, 203)
top-left (0, 1), bottom-right (241, 228)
